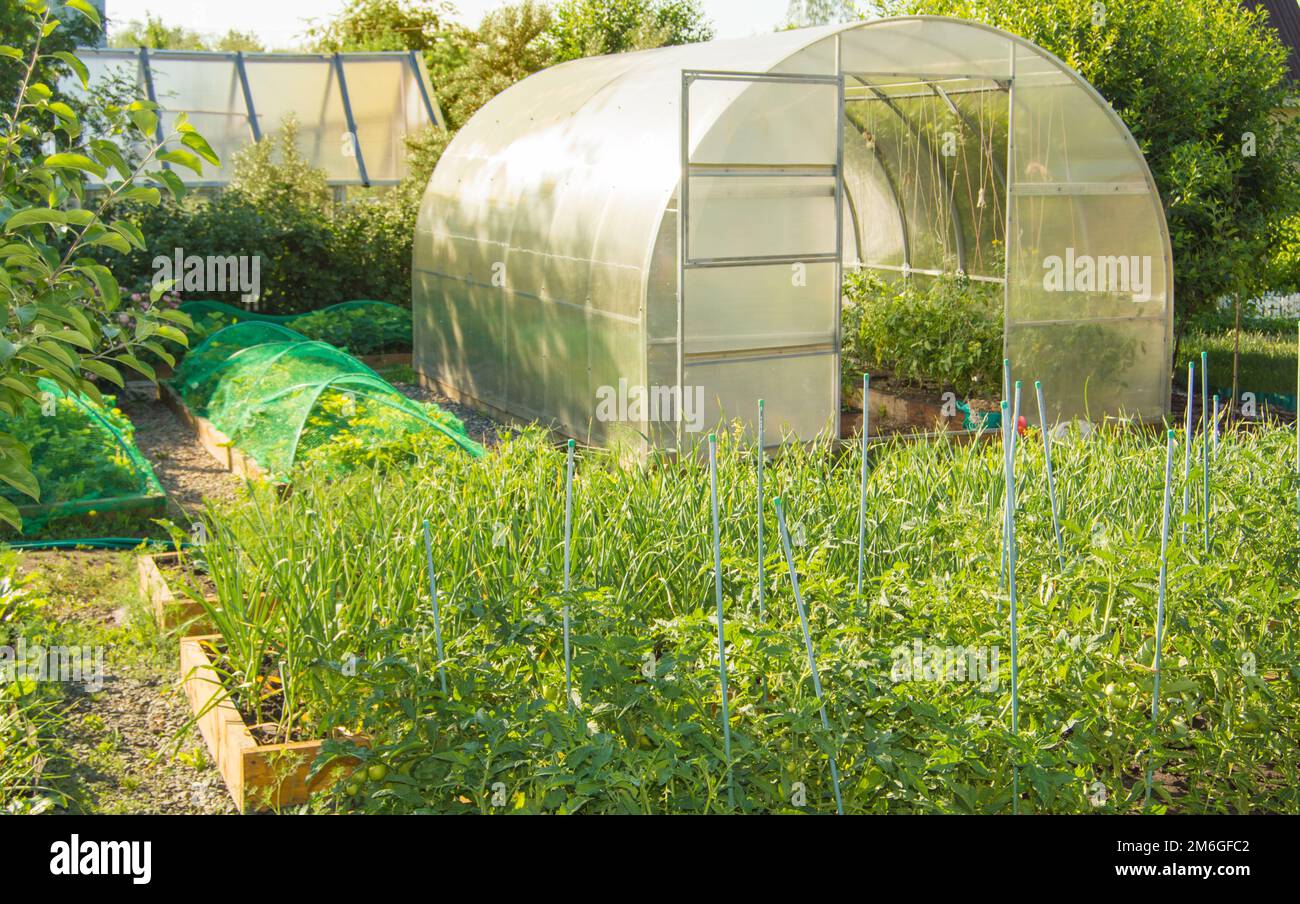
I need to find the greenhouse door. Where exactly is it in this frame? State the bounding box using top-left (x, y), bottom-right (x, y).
top-left (678, 68), bottom-right (845, 449)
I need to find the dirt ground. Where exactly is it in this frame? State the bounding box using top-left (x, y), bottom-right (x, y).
top-left (15, 550), bottom-right (236, 814)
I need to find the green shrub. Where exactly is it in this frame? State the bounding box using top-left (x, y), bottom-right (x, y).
top-left (841, 270), bottom-right (1003, 400)
top-left (110, 120), bottom-right (446, 315)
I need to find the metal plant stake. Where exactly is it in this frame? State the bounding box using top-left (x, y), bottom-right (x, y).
top-left (708, 434), bottom-right (735, 808)
top-left (1182, 360), bottom-right (1193, 544)
top-left (1002, 399), bottom-right (1021, 814)
top-left (1035, 382), bottom-right (1065, 569)
top-left (1201, 352), bottom-right (1209, 554)
top-left (757, 398), bottom-right (765, 622)
top-left (1147, 430), bottom-right (1177, 805)
top-left (421, 519), bottom-right (448, 695)
top-left (563, 438), bottom-right (575, 712)
top-left (857, 373), bottom-right (870, 597)
top-left (775, 497), bottom-right (844, 815)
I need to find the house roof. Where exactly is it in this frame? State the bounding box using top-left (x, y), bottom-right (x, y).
top-left (1244, 0), bottom-right (1300, 82)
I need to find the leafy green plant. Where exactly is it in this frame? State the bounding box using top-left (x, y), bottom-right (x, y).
top-left (0, 0), bottom-right (215, 529)
top-left (841, 269), bottom-right (1003, 400)
top-left (191, 416), bottom-right (1300, 814)
top-left (0, 549), bottom-right (69, 813)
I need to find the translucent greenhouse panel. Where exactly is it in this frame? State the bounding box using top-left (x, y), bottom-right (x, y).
top-left (838, 20), bottom-right (1014, 79)
top-left (1007, 191), bottom-right (1170, 424)
top-left (338, 58), bottom-right (424, 183)
top-left (242, 57), bottom-right (355, 182)
top-left (686, 175), bottom-right (837, 261)
top-left (1012, 47), bottom-right (1149, 187)
top-left (1009, 318), bottom-right (1169, 423)
top-left (845, 94), bottom-right (953, 274)
top-left (688, 78), bottom-right (839, 166)
top-left (506, 293), bottom-right (586, 424)
top-left (683, 263), bottom-right (836, 355)
top-left (148, 55), bottom-right (251, 183)
top-left (841, 123), bottom-right (905, 271)
top-left (684, 353), bottom-right (837, 444)
top-left (414, 270), bottom-right (506, 405)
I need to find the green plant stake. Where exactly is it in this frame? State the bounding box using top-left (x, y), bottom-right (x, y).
top-left (421, 519), bottom-right (448, 695)
top-left (563, 438), bottom-right (575, 712)
top-left (1212, 394), bottom-right (1220, 459)
top-left (857, 373), bottom-right (870, 597)
top-left (999, 359), bottom-right (1011, 596)
top-left (1147, 429), bottom-right (1177, 806)
top-left (708, 433), bottom-right (734, 808)
top-left (1182, 360), bottom-right (1193, 544)
top-left (1002, 399), bottom-right (1020, 814)
top-left (757, 399), bottom-right (765, 622)
top-left (774, 497), bottom-right (844, 815)
top-left (1201, 351), bottom-right (1209, 554)
top-left (1034, 382), bottom-right (1065, 570)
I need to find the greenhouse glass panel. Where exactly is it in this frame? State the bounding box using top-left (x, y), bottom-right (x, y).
top-left (414, 16), bottom-right (1174, 452)
top-left (67, 50), bottom-right (440, 186)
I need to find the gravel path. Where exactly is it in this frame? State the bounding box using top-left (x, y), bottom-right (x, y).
top-left (393, 380), bottom-right (508, 447)
top-left (118, 384), bottom-right (242, 518)
top-left (18, 551), bottom-right (236, 815)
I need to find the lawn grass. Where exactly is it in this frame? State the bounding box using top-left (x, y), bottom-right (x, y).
top-left (1184, 328), bottom-right (1297, 401)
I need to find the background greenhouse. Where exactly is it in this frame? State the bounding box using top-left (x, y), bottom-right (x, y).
top-left (414, 16), bottom-right (1173, 451)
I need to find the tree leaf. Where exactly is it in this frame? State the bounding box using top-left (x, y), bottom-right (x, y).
top-left (44, 152), bottom-right (107, 178)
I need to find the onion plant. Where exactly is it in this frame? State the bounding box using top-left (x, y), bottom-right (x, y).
top-left (187, 416), bottom-right (1300, 814)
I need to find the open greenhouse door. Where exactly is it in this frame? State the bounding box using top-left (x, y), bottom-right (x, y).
top-left (677, 68), bottom-right (845, 450)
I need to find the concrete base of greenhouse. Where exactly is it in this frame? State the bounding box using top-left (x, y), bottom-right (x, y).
top-left (180, 635), bottom-right (360, 813)
top-left (159, 383), bottom-right (271, 482)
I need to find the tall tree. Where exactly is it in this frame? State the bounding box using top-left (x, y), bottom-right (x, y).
top-left (549, 0), bottom-right (714, 62)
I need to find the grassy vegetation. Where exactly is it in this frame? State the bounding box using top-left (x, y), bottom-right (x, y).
top-left (188, 421), bottom-right (1300, 813)
top-left (1185, 328), bottom-right (1297, 401)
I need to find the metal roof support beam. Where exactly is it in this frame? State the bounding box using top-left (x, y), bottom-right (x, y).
top-left (234, 51), bottom-right (261, 142)
top-left (333, 53), bottom-right (369, 187)
top-left (409, 51), bottom-right (444, 130)
top-left (138, 47), bottom-right (168, 167)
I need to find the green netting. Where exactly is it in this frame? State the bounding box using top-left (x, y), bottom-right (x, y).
top-left (169, 323), bottom-right (482, 478)
top-left (178, 299), bottom-right (412, 356)
top-left (0, 378), bottom-right (165, 534)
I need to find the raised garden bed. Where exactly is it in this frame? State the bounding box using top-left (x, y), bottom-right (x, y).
top-left (138, 552), bottom-right (216, 635)
top-left (159, 382), bottom-right (270, 481)
top-left (840, 379), bottom-right (982, 440)
top-left (1, 379), bottom-right (170, 540)
top-left (180, 635), bottom-right (358, 813)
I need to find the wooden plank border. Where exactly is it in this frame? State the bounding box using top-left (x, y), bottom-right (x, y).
top-left (138, 552), bottom-right (214, 635)
top-left (180, 635), bottom-right (360, 813)
top-left (159, 382), bottom-right (270, 481)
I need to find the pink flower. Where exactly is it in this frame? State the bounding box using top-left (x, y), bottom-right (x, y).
top-left (131, 292), bottom-right (142, 302)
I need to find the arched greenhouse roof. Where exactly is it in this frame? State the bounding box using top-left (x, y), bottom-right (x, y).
top-left (415, 16), bottom-right (1173, 450)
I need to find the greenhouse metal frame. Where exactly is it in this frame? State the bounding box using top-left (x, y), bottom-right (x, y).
top-left (414, 16), bottom-right (1175, 452)
top-left (71, 47), bottom-right (442, 186)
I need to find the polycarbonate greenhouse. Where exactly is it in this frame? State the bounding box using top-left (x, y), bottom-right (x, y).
top-left (413, 16), bottom-right (1174, 451)
top-left (71, 48), bottom-right (441, 186)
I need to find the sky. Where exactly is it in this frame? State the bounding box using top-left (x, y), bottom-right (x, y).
top-left (102, 1), bottom-right (796, 49)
